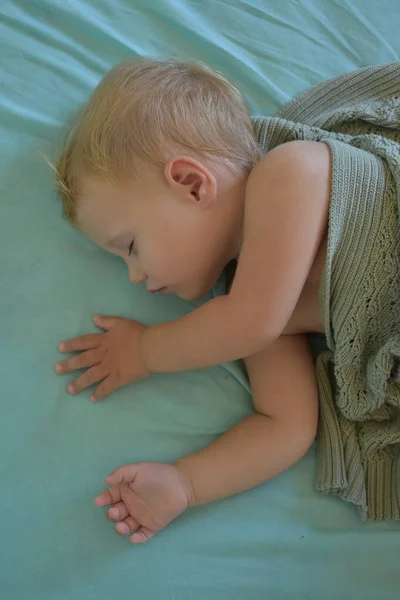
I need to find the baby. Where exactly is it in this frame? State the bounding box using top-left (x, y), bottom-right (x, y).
top-left (53, 58), bottom-right (400, 542)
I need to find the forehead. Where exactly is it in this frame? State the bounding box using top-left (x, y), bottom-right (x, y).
top-left (79, 176), bottom-right (128, 208)
top-left (76, 177), bottom-right (137, 242)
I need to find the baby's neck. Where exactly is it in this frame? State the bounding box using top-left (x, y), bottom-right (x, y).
top-left (218, 169), bottom-right (248, 260)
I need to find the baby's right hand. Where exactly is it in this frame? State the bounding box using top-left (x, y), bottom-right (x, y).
top-left (94, 462), bottom-right (193, 544)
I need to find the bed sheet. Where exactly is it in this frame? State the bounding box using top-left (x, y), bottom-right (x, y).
top-left (1, 1), bottom-right (399, 599)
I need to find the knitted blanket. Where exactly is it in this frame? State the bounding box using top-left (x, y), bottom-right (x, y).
top-left (251, 62), bottom-right (400, 520)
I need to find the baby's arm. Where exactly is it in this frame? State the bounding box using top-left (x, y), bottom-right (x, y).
top-left (175, 333), bottom-right (318, 504)
top-left (56, 141), bottom-right (330, 401)
top-left (142, 141), bottom-right (330, 374)
top-left (96, 334), bottom-right (318, 543)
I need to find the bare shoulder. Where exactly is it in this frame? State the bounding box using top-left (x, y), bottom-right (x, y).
top-left (243, 138), bottom-right (331, 246)
top-left (230, 140), bottom-right (331, 342)
top-left (247, 140), bottom-right (331, 199)
top-left (243, 139), bottom-right (331, 238)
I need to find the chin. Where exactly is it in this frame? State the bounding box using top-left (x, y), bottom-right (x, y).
top-left (177, 290), bottom-right (204, 302)
top-left (174, 267), bottom-right (224, 302)
top-left (177, 281), bottom-right (216, 302)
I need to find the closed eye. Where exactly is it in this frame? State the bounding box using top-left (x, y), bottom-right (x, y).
top-left (128, 240), bottom-right (137, 257)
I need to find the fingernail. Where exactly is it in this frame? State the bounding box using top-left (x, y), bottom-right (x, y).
top-left (58, 343), bottom-right (64, 351)
top-left (68, 385), bottom-right (74, 394)
top-left (90, 395), bottom-right (96, 402)
top-left (55, 364), bottom-right (62, 373)
top-left (118, 523), bottom-right (130, 535)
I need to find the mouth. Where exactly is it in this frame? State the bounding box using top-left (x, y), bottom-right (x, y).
top-left (148, 287), bottom-right (168, 294)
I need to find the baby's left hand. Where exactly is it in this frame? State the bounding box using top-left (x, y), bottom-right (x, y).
top-left (54, 315), bottom-right (152, 401)
top-left (94, 462), bottom-right (192, 544)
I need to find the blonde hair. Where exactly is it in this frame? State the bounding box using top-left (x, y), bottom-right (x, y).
top-left (54, 57), bottom-right (262, 226)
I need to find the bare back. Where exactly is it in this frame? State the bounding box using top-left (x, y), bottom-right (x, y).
top-left (283, 235), bottom-right (327, 336)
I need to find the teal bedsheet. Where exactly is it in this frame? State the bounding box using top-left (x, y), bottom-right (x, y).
top-left (1, 1), bottom-right (399, 598)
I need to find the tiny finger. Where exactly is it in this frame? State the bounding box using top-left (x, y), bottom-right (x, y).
top-left (130, 526), bottom-right (155, 544)
top-left (104, 464), bottom-right (140, 486)
top-left (55, 349), bottom-right (102, 375)
top-left (107, 501), bottom-right (129, 522)
top-left (68, 364), bottom-right (108, 395)
top-left (116, 516), bottom-right (139, 536)
top-left (91, 376), bottom-right (117, 402)
top-left (94, 490), bottom-right (114, 507)
top-left (58, 333), bottom-right (102, 353)
top-left (94, 485), bottom-right (122, 507)
top-left (94, 314), bottom-right (120, 331)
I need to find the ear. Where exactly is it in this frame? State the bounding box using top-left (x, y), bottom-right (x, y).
top-left (164, 156), bottom-right (217, 208)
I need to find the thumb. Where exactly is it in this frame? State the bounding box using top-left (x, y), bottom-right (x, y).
top-left (94, 314), bottom-right (120, 331)
top-left (105, 463), bottom-right (141, 486)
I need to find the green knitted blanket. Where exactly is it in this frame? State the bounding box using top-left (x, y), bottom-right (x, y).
top-left (251, 62), bottom-right (400, 520)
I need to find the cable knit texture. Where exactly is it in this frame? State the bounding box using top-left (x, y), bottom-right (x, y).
top-left (251, 62), bottom-right (400, 520)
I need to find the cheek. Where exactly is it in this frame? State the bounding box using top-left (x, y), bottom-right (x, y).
top-left (147, 229), bottom-right (186, 268)
top-left (145, 222), bottom-right (210, 283)
top-left (141, 244), bottom-right (178, 277)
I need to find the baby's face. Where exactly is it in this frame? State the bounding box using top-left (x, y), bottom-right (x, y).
top-left (76, 165), bottom-right (236, 301)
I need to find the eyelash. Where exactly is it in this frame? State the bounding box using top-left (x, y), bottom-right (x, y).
top-left (128, 240), bottom-right (137, 257)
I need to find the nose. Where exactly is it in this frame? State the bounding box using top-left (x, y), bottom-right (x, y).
top-left (128, 263), bottom-right (147, 284)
